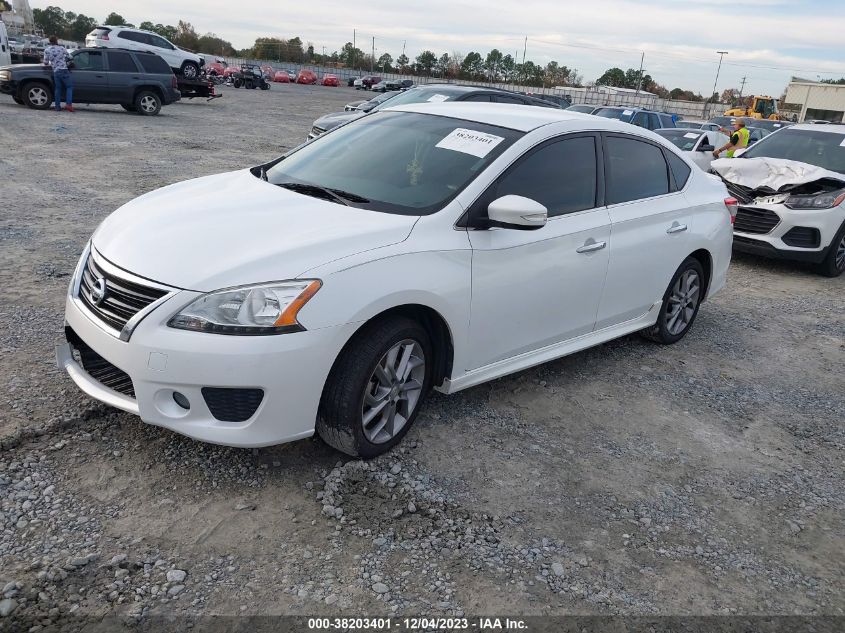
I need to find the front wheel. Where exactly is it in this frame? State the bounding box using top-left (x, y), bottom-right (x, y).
top-left (317, 317), bottom-right (432, 458)
top-left (815, 222), bottom-right (845, 277)
top-left (640, 257), bottom-right (705, 344)
top-left (23, 82), bottom-right (52, 109)
top-left (260, 82), bottom-right (270, 90)
top-left (134, 90), bottom-right (162, 116)
top-left (233, 77), bottom-right (242, 88)
top-left (181, 62), bottom-right (199, 79)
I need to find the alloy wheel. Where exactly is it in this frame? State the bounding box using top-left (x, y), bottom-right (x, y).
top-left (139, 96), bottom-right (157, 113)
top-left (665, 270), bottom-right (700, 336)
top-left (361, 339), bottom-right (425, 444)
top-left (836, 234), bottom-right (845, 271)
top-left (29, 86), bottom-right (48, 106)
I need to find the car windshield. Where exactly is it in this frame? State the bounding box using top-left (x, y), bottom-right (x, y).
top-left (655, 129), bottom-right (703, 151)
top-left (593, 107), bottom-right (634, 122)
top-left (264, 111), bottom-right (522, 215)
top-left (371, 87), bottom-right (464, 111)
top-left (742, 128), bottom-right (845, 173)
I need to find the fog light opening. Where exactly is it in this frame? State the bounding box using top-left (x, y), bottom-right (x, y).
top-left (172, 392), bottom-right (190, 410)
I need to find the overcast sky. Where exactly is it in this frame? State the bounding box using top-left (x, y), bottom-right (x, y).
top-left (31, 0), bottom-right (845, 95)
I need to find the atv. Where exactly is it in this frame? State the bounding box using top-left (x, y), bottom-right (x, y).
top-left (232, 64), bottom-right (270, 90)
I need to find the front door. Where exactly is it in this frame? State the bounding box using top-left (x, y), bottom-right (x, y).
top-left (68, 50), bottom-right (109, 102)
top-left (466, 133), bottom-right (612, 370)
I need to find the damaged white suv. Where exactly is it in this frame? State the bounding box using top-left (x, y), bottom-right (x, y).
top-left (712, 124), bottom-right (845, 276)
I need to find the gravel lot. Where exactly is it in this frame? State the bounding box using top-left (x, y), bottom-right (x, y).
top-left (0, 84), bottom-right (843, 629)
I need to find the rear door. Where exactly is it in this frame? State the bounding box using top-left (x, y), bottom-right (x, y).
top-left (104, 51), bottom-right (140, 104)
top-left (68, 50), bottom-right (109, 102)
top-left (595, 133), bottom-right (694, 328)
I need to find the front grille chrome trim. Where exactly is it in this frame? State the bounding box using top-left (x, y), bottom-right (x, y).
top-left (71, 244), bottom-right (178, 342)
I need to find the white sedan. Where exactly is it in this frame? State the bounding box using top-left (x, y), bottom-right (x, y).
top-left (59, 104), bottom-right (734, 457)
top-left (655, 128), bottom-right (730, 171)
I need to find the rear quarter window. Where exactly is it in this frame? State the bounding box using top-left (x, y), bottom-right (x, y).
top-left (137, 54), bottom-right (172, 75)
top-left (665, 151), bottom-right (692, 189)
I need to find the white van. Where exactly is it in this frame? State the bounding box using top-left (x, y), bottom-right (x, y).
top-left (0, 21), bottom-right (12, 67)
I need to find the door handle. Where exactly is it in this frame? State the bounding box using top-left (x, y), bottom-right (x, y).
top-left (666, 223), bottom-right (688, 234)
top-left (576, 240), bottom-right (607, 254)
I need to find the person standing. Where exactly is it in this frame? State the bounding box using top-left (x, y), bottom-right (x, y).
top-left (43, 35), bottom-right (73, 112)
top-left (713, 118), bottom-right (749, 158)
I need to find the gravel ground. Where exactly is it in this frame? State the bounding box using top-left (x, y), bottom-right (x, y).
top-left (0, 84), bottom-right (843, 629)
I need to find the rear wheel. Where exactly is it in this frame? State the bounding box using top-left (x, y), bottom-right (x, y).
top-left (134, 90), bottom-right (161, 116)
top-left (181, 61), bottom-right (199, 79)
top-left (641, 257), bottom-right (705, 344)
top-left (260, 82), bottom-right (270, 90)
top-left (233, 77), bottom-right (242, 88)
top-left (23, 82), bottom-right (52, 109)
top-left (317, 317), bottom-right (432, 458)
top-left (815, 222), bottom-right (845, 277)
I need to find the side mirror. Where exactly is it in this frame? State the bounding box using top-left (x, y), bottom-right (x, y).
top-left (487, 195), bottom-right (547, 230)
top-left (698, 144), bottom-right (714, 152)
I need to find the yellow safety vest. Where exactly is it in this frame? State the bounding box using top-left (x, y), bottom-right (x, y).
top-left (726, 127), bottom-right (750, 157)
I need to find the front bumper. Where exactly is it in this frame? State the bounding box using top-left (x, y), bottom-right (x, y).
top-left (0, 80), bottom-right (19, 96)
top-left (60, 285), bottom-right (356, 448)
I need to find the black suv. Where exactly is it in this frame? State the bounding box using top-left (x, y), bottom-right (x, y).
top-left (0, 48), bottom-right (181, 115)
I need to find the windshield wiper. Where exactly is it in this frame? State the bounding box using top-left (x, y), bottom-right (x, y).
top-left (277, 182), bottom-right (369, 206)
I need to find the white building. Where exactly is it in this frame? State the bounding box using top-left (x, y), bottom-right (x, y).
top-left (784, 78), bottom-right (845, 123)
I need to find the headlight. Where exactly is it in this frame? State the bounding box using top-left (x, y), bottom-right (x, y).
top-left (785, 190), bottom-right (845, 210)
top-left (0, 70), bottom-right (11, 81)
top-left (168, 280), bottom-right (321, 335)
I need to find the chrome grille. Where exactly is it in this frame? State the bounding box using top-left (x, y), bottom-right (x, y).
top-left (77, 252), bottom-right (168, 334)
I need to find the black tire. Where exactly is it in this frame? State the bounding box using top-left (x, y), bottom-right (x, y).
top-left (22, 82), bottom-right (52, 109)
top-left (640, 257), bottom-right (705, 344)
top-left (181, 61), bottom-right (199, 79)
top-left (245, 79), bottom-right (254, 89)
top-left (233, 77), bottom-right (242, 88)
top-left (13, 96), bottom-right (24, 105)
top-left (814, 221), bottom-right (845, 277)
top-left (260, 82), bottom-right (270, 90)
top-left (121, 103), bottom-right (137, 112)
top-left (133, 90), bottom-right (161, 116)
top-left (317, 316), bottom-right (433, 458)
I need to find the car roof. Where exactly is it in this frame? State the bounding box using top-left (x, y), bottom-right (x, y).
top-left (790, 123), bottom-right (845, 133)
top-left (384, 101), bottom-right (639, 133)
top-left (656, 128), bottom-right (705, 133)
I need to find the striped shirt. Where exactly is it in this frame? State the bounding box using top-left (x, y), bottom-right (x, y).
top-left (43, 45), bottom-right (69, 71)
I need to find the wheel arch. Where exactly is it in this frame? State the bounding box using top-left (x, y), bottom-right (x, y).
top-left (688, 248), bottom-right (713, 300)
top-left (20, 78), bottom-right (52, 99)
top-left (133, 85), bottom-right (164, 101)
top-left (333, 303), bottom-right (455, 389)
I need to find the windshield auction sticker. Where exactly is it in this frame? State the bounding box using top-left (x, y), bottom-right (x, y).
top-left (436, 128), bottom-right (505, 158)
top-left (427, 94), bottom-right (449, 102)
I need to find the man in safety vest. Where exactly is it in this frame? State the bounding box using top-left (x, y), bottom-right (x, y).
top-left (713, 118), bottom-right (750, 158)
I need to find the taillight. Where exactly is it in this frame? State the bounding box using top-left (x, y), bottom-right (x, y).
top-left (171, 75), bottom-right (178, 89)
top-left (101, 34), bottom-right (109, 41)
top-left (724, 197), bottom-right (738, 224)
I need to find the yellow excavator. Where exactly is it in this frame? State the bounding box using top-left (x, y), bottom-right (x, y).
top-left (724, 95), bottom-right (785, 120)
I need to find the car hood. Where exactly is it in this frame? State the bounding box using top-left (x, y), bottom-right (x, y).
top-left (314, 110), bottom-right (365, 130)
top-left (3, 63), bottom-right (48, 72)
top-left (92, 169), bottom-right (418, 292)
top-left (711, 157), bottom-right (845, 192)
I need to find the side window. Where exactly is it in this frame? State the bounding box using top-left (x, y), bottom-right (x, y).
top-left (649, 114), bottom-right (662, 130)
top-left (137, 54), bottom-right (172, 74)
top-left (493, 94), bottom-right (527, 104)
top-left (665, 151), bottom-right (692, 189)
top-left (70, 51), bottom-right (104, 71)
top-left (150, 35), bottom-right (174, 50)
top-left (107, 51), bottom-right (138, 73)
top-left (118, 31), bottom-right (146, 44)
top-left (461, 94), bottom-right (491, 102)
top-left (631, 112), bottom-right (648, 128)
top-left (493, 136), bottom-right (597, 217)
top-left (605, 136), bottom-right (670, 204)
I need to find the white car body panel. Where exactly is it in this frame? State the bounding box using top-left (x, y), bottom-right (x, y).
top-left (85, 28), bottom-right (201, 72)
top-left (60, 104), bottom-right (734, 447)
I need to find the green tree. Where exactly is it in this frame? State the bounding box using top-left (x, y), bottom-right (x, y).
top-left (596, 67), bottom-right (626, 87)
top-left (435, 53), bottom-right (451, 77)
top-left (378, 53), bottom-right (393, 72)
top-left (197, 33), bottom-right (236, 56)
top-left (396, 53), bottom-right (409, 70)
top-left (461, 51), bottom-right (483, 79)
top-left (287, 37), bottom-right (303, 62)
top-left (103, 12), bottom-right (131, 27)
top-left (173, 20), bottom-right (199, 50)
top-left (484, 48), bottom-right (503, 80)
top-left (33, 6), bottom-right (68, 37)
top-left (415, 50), bottom-right (437, 76)
top-left (68, 13), bottom-right (97, 41)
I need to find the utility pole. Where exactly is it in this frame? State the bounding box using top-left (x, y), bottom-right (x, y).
top-left (352, 29), bottom-right (356, 70)
top-left (711, 51), bottom-right (728, 102)
top-left (521, 36), bottom-right (527, 66)
top-left (635, 51), bottom-right (644, 95)
top-left (371, 36), bottom-right (375, 72)
top-left (738, 75), bottom-right (747, 99)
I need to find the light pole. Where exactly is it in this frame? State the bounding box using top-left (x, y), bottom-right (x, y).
top-left (711, 51), bottom-right (728, 101)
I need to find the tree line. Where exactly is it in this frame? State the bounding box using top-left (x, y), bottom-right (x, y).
top-left (32, 5), bottom-right (743, 98)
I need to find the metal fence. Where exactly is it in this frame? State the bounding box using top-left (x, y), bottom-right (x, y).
top-left (223, 57), bottom-right (728, 121)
